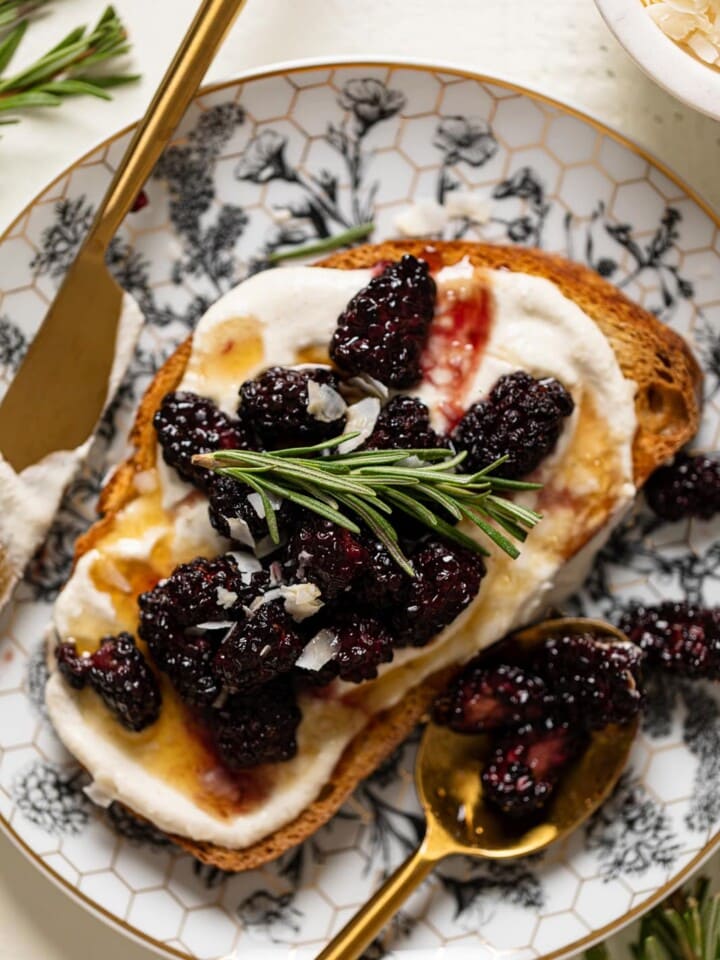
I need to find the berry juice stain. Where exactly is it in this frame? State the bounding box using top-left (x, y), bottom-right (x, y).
top-left (421, 267), bottom-right (493, 431)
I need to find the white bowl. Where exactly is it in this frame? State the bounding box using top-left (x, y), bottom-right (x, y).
top-left (595, 0), bottom-right (720, 120)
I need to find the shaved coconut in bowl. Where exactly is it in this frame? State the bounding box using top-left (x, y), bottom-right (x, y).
top-left (643, 0), bottom-right (720, 64)
top-left (595, 0), bottom-right (720, 119)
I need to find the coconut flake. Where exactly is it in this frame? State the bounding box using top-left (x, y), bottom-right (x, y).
top-left (645, 0), bottom-right (719, 53)
top-left (445, 191), bottom-right (492, 223)
top-left (83, 781), bottom-right (114, 808)
top-left (216, 586), bottom-right (238, 609)
top-left (295, 629), bottom-right (338, 671)
top-left (227, 516), bottom-right (255, 547)
top-left (338, 397), bottom-right (381, 453)
top-left (345, 373), bottom-right (390, 404)
top-left (229, 551), bottom-right (263, 577)
top-left (247, 490), bottom-right (283, 520)
top-left (247, 493), bottom-right (266, 519)
top-left (256, 533), bottom-right (284, 558)
top-left (248, 583), bottom-right (324, 621)
top-left (394, 198), bottom-right (448, 237)
top-left (280, 583), bottom-right (324, 621)
top-left (687, 27), bottom-right (720, 58)
top-left (307, 380), bottom-right (347, 423)
top-left (189, 620), bottom-right (236, 633)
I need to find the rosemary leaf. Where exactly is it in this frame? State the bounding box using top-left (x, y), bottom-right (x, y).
top-left (0, 87), bottom-right (57, 110)
top-left (340, 492), bottom-right (414, 577)
top-left (40, 78), bottom-right (113, 100)
top-left (0, 18), bottom-right (25, 72)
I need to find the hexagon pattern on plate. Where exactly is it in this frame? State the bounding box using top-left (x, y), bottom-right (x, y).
top-left (1, 63), bottom-right (720, 960)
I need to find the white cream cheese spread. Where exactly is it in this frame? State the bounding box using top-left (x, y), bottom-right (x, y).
top-left (46, 260), bottom-right (637, 847)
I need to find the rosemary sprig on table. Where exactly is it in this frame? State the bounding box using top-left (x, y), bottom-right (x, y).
top-left (193, 435), bottom-right (542, 576)
top-left (586, 877), bottom-right (720, 960)
top-left (0, 4), bottom-right (138, 124)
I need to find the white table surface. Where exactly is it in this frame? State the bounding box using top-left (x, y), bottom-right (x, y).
top-left (2, 1), bottom-right (720, 957)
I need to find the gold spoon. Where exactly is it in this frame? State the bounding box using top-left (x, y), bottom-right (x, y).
top-left (316, 617), bottom-right (638, 960)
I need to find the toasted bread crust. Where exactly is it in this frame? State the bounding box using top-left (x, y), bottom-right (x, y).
top-left (70, 242), bottom-right (702, 869)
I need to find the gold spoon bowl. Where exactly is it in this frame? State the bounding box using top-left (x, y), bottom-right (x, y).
top-left (316, 617), bottom-right (639, 960)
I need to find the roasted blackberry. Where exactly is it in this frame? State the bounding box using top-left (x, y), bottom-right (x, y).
top-left (209, 678), bottom-right (301, 769)
top-left (56, 642), bottom-right (90, 690)
top-left (645, 454), bottom-right (720, 522)
top-left (356, 538), bottom-right (410, 608)
top-left (154, 391), bottom-right (248, 487)
top-left (619, 602), bottom-right (720, 679)
top-left (213, 600), bottom-right (305, 693)
top-left (320, 613), bottom-right (396, 683)
top-left (56, 635), bottom-right (161, 732)
top-left (538, 633), bottom-right (644, 729)
top-left (141, 555), bottom-right (264, 629)
top-left (239, 366), bottom-right (345, 450)
top-left (207, 474), bottom-right (297, 546)
top-left (434, 663), bottom-right (549, 733)
top-left (452, 371), bottom-right (574, 478)
top-left (481, 720), bottom-right (584, 817)
top-left (330, 255), bottom-right (436, 388)
top-left (138, 555), bottom-right (269, 706)
top-left (364, 396), bottom-right (446, 451)
top-left (392, 539), bottom-right (486, 646)
top-left (285, 517), bottom-right (369, 600)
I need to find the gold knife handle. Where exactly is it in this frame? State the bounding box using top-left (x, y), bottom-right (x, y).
top-left (87, 0), bottom-right (248, 253)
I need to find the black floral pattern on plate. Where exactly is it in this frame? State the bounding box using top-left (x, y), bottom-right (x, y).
top-left (585, 772), bottom-right (680, 881)
top-left (13, 761), bottom-right (89, 836)
top-left (0, 316), bottom-right (27, 372)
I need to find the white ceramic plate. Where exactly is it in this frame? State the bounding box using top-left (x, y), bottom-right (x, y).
top-left (1, 59), bottom-right (720, 960)
top-left (595, 0), bottom-right (720, 121)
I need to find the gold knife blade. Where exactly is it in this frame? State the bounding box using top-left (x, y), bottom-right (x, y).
top-left (0, 0), bottom-right (248, 473)
top-left (0, 249), bottom-right (122, 472)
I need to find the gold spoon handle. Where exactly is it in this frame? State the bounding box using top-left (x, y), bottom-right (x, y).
top-left (88, 0), bottom-right (248, 252)
top-left (315, 837), bottom-right (442, 960)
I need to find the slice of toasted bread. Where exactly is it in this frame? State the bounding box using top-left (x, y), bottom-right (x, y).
top-left (63, 241), bottom-right (701, 870)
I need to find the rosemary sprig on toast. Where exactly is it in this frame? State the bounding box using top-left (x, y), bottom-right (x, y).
top-left (193, 436), bottom-right (542, 576)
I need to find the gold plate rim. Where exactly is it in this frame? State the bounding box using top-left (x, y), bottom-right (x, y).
top-left (2, 56), bottom-right (718, 960)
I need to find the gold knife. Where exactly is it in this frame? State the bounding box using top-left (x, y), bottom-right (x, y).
top-left (0, 0), bottom-right (248, 606)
